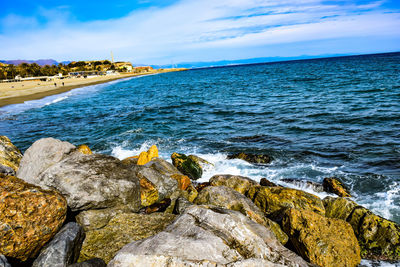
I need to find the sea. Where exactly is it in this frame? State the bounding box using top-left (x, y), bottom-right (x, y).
top-left (1, 52), bottom-right (399, 266)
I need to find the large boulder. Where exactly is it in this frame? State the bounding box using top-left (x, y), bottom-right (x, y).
top-left (322, 177), bottom-right (351, 197)
top-left (246, 186), bottom-right (325, 219)
top-left (78, 212), bottom-right (176, 264)
top-left (209, 174), bottom-right (258, 195)
top-left (17, 138), bottom-right (76, 183)
top-left (227, 152), bottom-right (271, 164)
top-left (195, 186), bottom-right (288, 245)
top-left (32, 222), bottom-right (85, 267)
top-left (0, 174), bottom-right (67, 261)
top-left (20, 151), bottom-right (141, 212)
top-left (324, 197), bottom-right (400, 260)
top-left (282, 208), bottom-right (361, 267)
top-left (171, 152), bottom-right (202, 180)
top-left (108, 206), bottom-right (311, 267)
top-left (0, 136), bottom-right (23, 175)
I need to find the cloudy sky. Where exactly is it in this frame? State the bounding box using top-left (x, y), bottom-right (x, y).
top-left (0, 0), bottom-right (399, 64)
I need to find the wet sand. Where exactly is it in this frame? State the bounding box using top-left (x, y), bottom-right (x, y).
top-left (0, 69), bottom-right (185, 107)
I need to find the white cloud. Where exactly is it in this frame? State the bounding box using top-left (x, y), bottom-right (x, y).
top-left (0, 0), bottom-right (399, 64)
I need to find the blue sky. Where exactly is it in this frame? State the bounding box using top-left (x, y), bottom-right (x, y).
top-left (0, 0), bottom-right (399, 64)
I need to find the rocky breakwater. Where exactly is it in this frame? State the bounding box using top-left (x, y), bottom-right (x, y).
top-left (1, 137), bottom-right (399, 266)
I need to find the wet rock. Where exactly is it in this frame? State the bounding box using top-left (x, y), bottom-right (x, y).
top-left (227, 152), bottom-right (272, 164)
top-left (0, 136), bottom-right (22, 174)
top-left (280, 178), bottom-right (324, 192)
top-left (282, 208), bottom-right (361, 267)
top-left (0, 255), bottom-right (11, 267)
top-left (171, 152), bottom-right (202, 180)
top-left (17, 138), bottom-right (76, 183)
top-left (260, 178), bottom-right (278, 187)
top-left (21, 152), bottom-right (141, 212)
top-left (77, 145), bottom-right (92, 155)
top-left (322, 177), bottom-right (351, 197)
top-left (0, 174), bottom-right (67, 261)
top-left (32, 222), bottom-right (85, 267)
top-left (188, 154), bottom-right (213, 172)
top-left (108, 205), bottom-right (310, 267)
top-left (246, 186), bottom-right (325, 219)
top-left (68, 258), bottom-right (106, 267)
top-left (137, 145), bottom-right (158, 165)
top-left (134, 158), bottom-right (180, 206)
top-left (209, 174), bottom-right (258, 195)
top-left (324, 197), bottom-right (400, 260)
top-left (79, 212), bottom-right (176, 264)
top-left (195, 186), bottom-right (288, 245)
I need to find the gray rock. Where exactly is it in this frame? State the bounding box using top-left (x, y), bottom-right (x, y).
top-left (33, 222), bottom-right (85, 267)
top-left (79, 212), bottom-right (176, 264)
top-left (0, 255), bottom-right (11, 267)
top-left (17, 138), bottom-right (76, 183)
top-left (68, 258), bottom-right (106, 267)
top-left (134, 158), bottom-right (180, 201)
top-left (108, 205), bottom-right (311, 267)
top-left (195, 186), bottom-right (288, 245)
top-left (30, 152), bottom-right (141, 212)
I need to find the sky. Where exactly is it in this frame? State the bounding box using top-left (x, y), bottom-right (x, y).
top-left (0, 0), bottom-right (399, 65)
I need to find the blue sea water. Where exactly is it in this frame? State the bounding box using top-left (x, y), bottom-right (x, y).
top-left (1, 53), bottom-right (399, 258)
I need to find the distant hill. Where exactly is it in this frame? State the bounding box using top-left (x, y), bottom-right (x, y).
top-left (0, 59), bottom-right (58, 66)
top-left (152, 54), bottom-right (351, 69)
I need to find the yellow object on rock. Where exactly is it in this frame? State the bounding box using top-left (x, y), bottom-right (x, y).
top-left (137, 145), bottom-right (159, 165)
top-left (77, 144), bottom-right (92, 155)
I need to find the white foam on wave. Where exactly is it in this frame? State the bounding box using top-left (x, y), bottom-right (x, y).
top-left (357, 181), bottom-right (400, 221)
top-left (44, 96), bottom-right (69, 106)
top-left (360, 259), bottom-right (400, 267)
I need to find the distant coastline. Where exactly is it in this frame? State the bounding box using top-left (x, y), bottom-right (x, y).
top-left (0, 69), bottom-right (185, 108)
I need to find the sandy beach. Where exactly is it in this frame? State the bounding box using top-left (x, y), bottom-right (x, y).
top-left (0, 69), bottom-right (185, 107)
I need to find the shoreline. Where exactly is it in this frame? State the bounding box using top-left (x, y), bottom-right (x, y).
top-left (0, 69), bottom-right (185, 108)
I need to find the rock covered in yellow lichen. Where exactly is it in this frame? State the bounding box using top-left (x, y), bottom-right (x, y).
top-left (282, 208), bottom-right (361, 267)
top-left (77, 144), bottom-right (93, 155)
top-left (137, 145), bottom-right (159, 165)
top-left (139, 177), bottom-right (159, 207)
top-left (0, 174), bottom-right (67, 261)
top-left (246, 186), bottom-right (325, 218)
top-left (0, 136), bottom-right (23, 175)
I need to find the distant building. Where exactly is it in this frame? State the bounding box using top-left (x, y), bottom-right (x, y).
top-left (114, 62), bottom-right (133, 72)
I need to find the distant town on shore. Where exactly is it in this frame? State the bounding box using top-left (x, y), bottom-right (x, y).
top-left (0, 60), bottom-right (154, 81)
